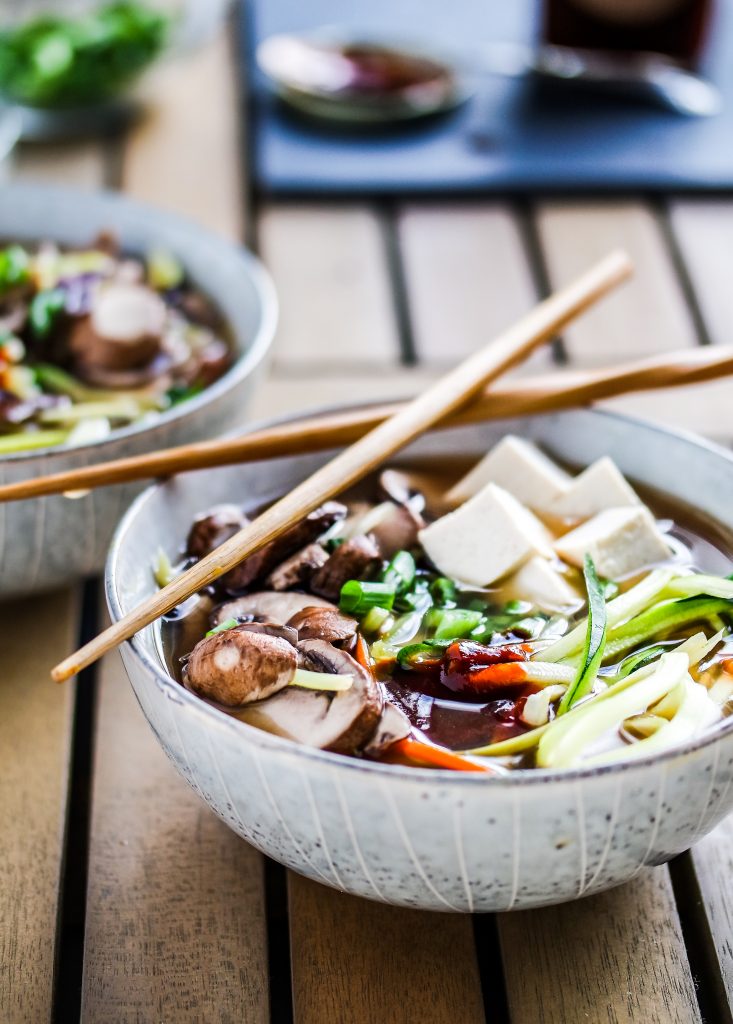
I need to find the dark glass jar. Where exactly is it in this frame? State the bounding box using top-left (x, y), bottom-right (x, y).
top-left (543, 0), bottom-right (713, 66)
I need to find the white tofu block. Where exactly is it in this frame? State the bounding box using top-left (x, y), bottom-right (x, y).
top-left (502, 556), bottom-right (582, 612)
top-left (554, 507), bottom-right (671, 580)
top-left (419, 483), bottom-right (553, 587)
top-left (447, 434), bottom-right (571, 512)
top-left (549, 456), bottom-right (640, 521)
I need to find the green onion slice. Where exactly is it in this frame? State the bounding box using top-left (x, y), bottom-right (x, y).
top-left (340, 580), bottom-right (396, 615)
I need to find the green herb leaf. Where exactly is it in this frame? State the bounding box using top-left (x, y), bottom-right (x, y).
top-left (29, 288), bottom-right (65, 339)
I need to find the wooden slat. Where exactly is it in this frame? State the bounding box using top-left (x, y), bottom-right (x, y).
top-left (257, 204), bottom-right (401, 370)
top-left (122, 32), bottom-right (243, 241)
top-left (80, 30), bottom-right (270, 1022)
top-left (407, 200), bottom-right (708, 1022)
top-left (499, 870), bottom-right (700, 1024)
top-left (81, 624), bottom-right (269, 1023)
top-left (1, 142), bottom-right (106, 1023)
top-left (600, 379), bottom-right (733, 445)
top-left (669, 200), bottom-right (733, 348)
top-left (267, 209), bottom-right (488, 1017)
top-left (289, 877), bottom-right (486, 1024)
top-left (247, 369), bottom-right (439, 423)
top-left (0, 590), bottom-right (78, 1024)
top-left (15, 141), bottom-right (108, 188)
top-left (683, 817), bottom-right (733, 1010)
top-left (536, 201), bottom-right (698, 366)
top-left (396, 202), bottom-right (552, 374)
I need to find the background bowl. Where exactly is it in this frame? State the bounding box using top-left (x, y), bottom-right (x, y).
top-left (107, 409), bottom-right (733, 912)
top-left (0, 182), bottom-right (276, 598)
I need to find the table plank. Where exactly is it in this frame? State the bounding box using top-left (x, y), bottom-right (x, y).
top-left (258, 203), bottom-right (401, 370)
top-left (0, 590), bottom-right (78, 1024)
top-left (682, 817), bottom-right (733, 1014)
top-left (247, 369), bottom-right (439, 423)
top-left (15, 141), bottom-right (108, 188)
top-left (599, 379), bottom-right (733, 445)
top-left (289, 877), bottom-right (486, 1024)
top-left (122, 31), bottom-right (243, 241)
top-left (396, 202), bottom-right (553, 374)
top-left (80, 31), bottom-right (270, 1022)
top-left (264, 203), bottom-right (488, 1018)
top-left (499, 870), bottom-right (700, 1024)
top-left (1, 140), bottom-right (107, 1024)
top-left (395, 199), bottom-right (704, 1023)
top-left (668, 200), bottom-right (733, 349)
top-left (81, 629), bottom-right (269, 1024)
top-left (536, 201), bottom-right (698, 366)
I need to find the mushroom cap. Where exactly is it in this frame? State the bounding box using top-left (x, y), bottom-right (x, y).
top-left (211, 591), bottom-right (335, 628)
top-left (296, 639), bottom-right (384, 753)
top-left (310, 534), bottom-right (381, 601)
top-left (265, 542), bottom-right (329, 591)
top-left (368, 502), bottom-right (424, 560)
top-left (70, 281), bottom-right (166, 372)
top-left (363, 701), bottom-right (411, 757)
top-left (286, 606), bottom-right (358, 646)
top-left (186, 503), bottom-right (248, 559)
top-left (222, 501), bottom-right (346, 593)
top-left (185, 626), bottom-right (297, 707)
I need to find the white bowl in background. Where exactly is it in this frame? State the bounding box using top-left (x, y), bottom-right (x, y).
top-left (0, 183), bottom-right (277, 598)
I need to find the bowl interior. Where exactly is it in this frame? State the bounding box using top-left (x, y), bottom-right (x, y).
top-left (107, 407), bottom-right (733, 780)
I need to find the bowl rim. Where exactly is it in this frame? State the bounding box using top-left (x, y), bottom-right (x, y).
top-left (0, 183), bottom-right (278, 463)
top-left (107, 403), bottom-right (733, 787)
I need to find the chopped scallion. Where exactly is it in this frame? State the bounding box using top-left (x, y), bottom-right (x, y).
top-left (340, 580), bottom-right (396, 615)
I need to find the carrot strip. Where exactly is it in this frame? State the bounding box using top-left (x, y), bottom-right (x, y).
top-left (392, 737), bottom-right (492, 773)
top-left (355, 634), bottom-right (374, 674)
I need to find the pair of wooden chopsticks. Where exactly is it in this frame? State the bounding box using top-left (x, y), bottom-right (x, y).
top-left (52, 249), bottom-right (646, 682)
top-left (2, 343), bottom-right (732, 504)
top-left (1, 344), bottom-right (733, 503)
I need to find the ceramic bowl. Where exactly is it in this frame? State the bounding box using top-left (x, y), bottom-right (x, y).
top-left (107, 409), bottom-right (733, 912)
top-left (0, 183), bottom-right (276, 598)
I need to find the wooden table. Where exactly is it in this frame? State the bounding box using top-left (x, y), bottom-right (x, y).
top-left (3, 22), bottom-right (733, 1024)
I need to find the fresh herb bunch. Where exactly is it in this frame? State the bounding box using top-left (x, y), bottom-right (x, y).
top-left (0, 1), bottom-right (170, 108)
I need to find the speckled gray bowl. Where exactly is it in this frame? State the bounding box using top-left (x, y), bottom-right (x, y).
top-left (0, 183), bottom-right (276, 598)
top-left (107, 409), bottom-right (733, 911)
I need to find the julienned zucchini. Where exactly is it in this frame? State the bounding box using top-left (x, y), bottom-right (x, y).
top-left (558, 555), bottom-right (607, 715)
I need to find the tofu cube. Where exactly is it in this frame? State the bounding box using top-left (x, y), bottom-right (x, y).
top-left (549, 456), bottom-right (640, 521)
top-left (554, 507), bottom-right (671, 580)
top-left (502, 556), bottom-right (582, 612)
top-left (419, 483), bottom-right (553, 586)
top-left (447, 435), bottom-right (571, 512)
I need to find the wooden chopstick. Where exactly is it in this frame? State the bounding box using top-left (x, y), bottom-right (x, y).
top-left (3, 344), bottom-right (732, 504)
top-left (51, 249), bottom-right (632, 683)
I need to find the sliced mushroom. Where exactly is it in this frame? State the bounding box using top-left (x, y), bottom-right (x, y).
top-left (235, 619), bottom-right (299, 647)
top-left (368, 502), bottom-right (424, 559)
top-left (287, 606), bottom-right (358, 646)
top-left (0, 300), bottom-right (27, 336)
top-left (310, 535), bottom-right (381, 601)
top-left (239, 639), bottom-right (383, 754)
top-left (185, 625), bottom-right (297, 707)
top-left (265, 543), bottom-right (329, 591)
top-left (70, 281), bottom-right (166, 373)
top-left (186, 504), bottom-right (248, 559)
top-left (363, 701), bottom-right (412, 757)
top-left (222, 501), bottom-right (346, 593)
top-left (211, 590), bottom-right (335, 628)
